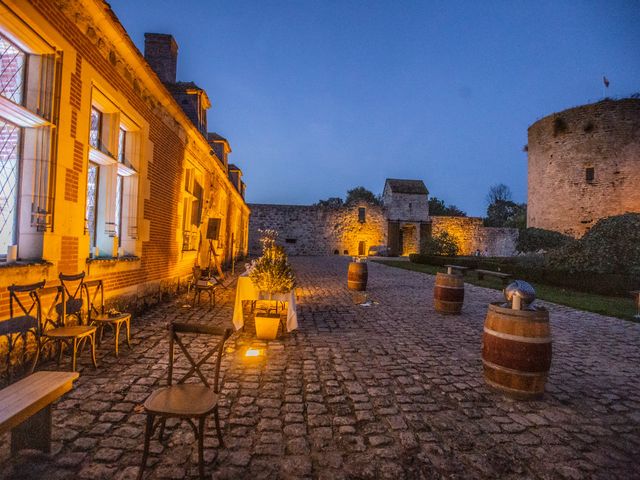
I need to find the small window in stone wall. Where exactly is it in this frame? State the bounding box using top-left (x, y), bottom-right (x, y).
top-left (585, 167), bottom-right (595, 183)
top-left (285, 238), bottom-right (297, 244)
top-left (358, 207), bottom-right (366, 223)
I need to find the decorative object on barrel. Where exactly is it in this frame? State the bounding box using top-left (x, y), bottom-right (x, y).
top-left (482, 280), bottom-right (552, 399)
top-left (347, 256), bottom-right (368, 291)
top-left (434, 270), bottom-right (464, 314)
top-left (249, 230), bottom-right (295, 340)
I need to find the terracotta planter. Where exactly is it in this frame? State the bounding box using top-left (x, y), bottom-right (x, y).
top-left (255, 313), bottom-right (280, 340)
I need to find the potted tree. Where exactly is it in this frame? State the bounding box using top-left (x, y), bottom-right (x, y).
top-left (249, 232), bottom-right (295, 339)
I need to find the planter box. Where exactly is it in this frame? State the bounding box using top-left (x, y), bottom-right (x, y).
top-left (255, 313), bottom-right (280, 340)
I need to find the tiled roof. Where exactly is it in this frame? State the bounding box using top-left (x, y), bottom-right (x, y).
top-left (385, 179), bottom-right (429, 195)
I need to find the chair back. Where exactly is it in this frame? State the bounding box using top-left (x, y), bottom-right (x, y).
top-left (5, 281), bottom-right (46, 336)
top-left (84, 279), bottom-right (104, 320)
top-left (56, 272), bottom-right (86, 323)
top-left (167, 322), bottom-right (232, 393)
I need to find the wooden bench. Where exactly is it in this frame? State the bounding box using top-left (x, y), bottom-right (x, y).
top-left (0, 371), bottom-right (79, 454)
top-left (475, 269), bottom-right (513, 286)
top-left (444, 265), bottom-right (469, 276)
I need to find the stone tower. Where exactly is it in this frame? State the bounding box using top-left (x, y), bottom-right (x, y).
top-left (527, 98), bottom-right (640, 237)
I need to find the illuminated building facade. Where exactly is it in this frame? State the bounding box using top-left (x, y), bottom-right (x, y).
top-left (0, 0), bottom-right (249, 313)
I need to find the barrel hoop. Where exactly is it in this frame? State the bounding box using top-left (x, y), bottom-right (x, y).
top-left (483, 376), bottom-right (544, 396)
top-left (482, 358), bottom-right (548, 376)
top-left (484, 327), bottom-right (551, 344)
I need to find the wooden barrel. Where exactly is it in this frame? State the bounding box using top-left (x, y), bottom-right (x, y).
top-left (347, 262), bottom-right (368, 291)
top-left (482, 302), bottom-right (552, 399)
top-left (434, 272), bottom-right (464, 314)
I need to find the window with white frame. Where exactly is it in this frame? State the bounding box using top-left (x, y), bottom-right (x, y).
top-left (182, 166), bottom-right (203, 251)
top-left (0, 13), bottom-right (59, 260)
top-left (85, 88), bottom-right (139, 257)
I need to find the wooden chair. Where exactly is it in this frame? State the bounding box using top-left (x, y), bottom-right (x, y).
top-left (1, 282), bottom-right (45, 382)
top-left (40, 273), bottom-right (97, 372)
top-left (86, 280), bottom-right (131, 357)
top-left (190, 266), bottom-right (216, 309)
top-left (138, 322), bottom-right (232, 480)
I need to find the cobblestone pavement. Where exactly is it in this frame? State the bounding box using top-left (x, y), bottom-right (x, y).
top-left (1, 257), bottom-right (639, 479)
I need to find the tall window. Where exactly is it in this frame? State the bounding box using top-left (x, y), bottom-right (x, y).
top-left (0, 35), bottom-right (25, 253)
top-left (86, 89), bottom-right (140, 257)
top-left (89, 107), bottom-right (102, 150)
top-left (182, 167), bottom-right (203, 251)
top-left (0, 18), bottom-right (59, 260)
top-left (0, 118), bottom-right (20, 251)
top-left (358, 207), bottom-right (366, 223)
top-left (85, 163), bottom-right (99, 247)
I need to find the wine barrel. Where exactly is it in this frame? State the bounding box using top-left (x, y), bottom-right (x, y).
top-left (434, 272), bottom-right (464, 314)
top-left (482, 302), bottom-right (552, 399)
top-left (347, 262), bottom-right (368, 291)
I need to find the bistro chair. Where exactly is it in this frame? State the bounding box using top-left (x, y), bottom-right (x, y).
top-left (190, 266), bottom-right (216, 309)
top-left (86, 279), bottom-right (131, 357)
top-left (41, 273), bottom-right (97, 372)
top-left (138, 322), bottom-right (232, 480)
top-left (1, 281), bottom-right (45, 382)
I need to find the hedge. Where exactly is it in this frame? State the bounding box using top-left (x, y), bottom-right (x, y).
top-left (408, 254), bottom-right (640, 297)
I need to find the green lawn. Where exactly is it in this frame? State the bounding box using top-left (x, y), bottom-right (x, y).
top-left (373, 260), bottom-right (638, 321)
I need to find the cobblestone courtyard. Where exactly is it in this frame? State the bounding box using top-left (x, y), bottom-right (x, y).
top-left (1, 257), bottom-right (639, 479)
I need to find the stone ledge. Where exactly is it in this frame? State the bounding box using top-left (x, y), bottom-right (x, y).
top-left (85, 255), bottom-right (140, 264)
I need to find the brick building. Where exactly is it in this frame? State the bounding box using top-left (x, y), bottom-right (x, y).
top-left (0, 0), bottom-right (250, 314)
top-left (527, 98), bottom-right (640, 237)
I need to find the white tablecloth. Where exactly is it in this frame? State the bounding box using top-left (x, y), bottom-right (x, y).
top-left (232, 275), bottom-right (298, 332)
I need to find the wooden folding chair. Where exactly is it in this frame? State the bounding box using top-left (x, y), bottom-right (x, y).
top-left (41, 273), bottom-right (97, 372)
top-left (138, 322), bottom-right (232, 479)
top-left (86, 279), bottom-right (131, 357)
top-left (191, 266), bottom-right (216, 309)
top-left (1, 281), bottom-right (45, 381)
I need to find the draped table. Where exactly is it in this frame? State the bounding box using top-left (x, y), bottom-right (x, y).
top-left (232, 275), bottom-right (298, 332)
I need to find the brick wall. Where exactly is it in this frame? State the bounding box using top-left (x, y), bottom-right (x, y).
top-left (528, 98), bottom-right (640, 237)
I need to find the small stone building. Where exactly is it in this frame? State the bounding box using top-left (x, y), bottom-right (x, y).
top-left (382, 179), bottom-right (431, 256)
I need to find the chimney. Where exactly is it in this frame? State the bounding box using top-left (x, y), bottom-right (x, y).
top-left (144, 33), bottom-right (178, 84)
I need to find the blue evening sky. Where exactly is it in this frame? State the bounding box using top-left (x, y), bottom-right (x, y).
top-left (108, 0), bottom-right (639, 216)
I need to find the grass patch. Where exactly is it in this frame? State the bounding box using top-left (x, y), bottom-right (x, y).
top-left (373, 260), bottom-right (638, 321)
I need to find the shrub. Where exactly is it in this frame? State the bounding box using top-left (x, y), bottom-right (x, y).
top-left (423, 232), bottom-right (459, 257)
top-left (516, 228), bottom-right (574, 253)
top-left (547, 213), bottom-right (640, 275)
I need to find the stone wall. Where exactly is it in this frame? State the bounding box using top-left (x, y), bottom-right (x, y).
top-left (527, 98), bottom-right (640, 237)
top-left (431, 216), bottom-right (518, 257)
top-left (249, 203), bottom-right (386, 256)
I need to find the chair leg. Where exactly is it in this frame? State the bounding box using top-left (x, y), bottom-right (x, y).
top-left (138, 413), bottom-right (154, 480)
top-left (158, 418), bottom-right (166, 442)
top-left (114, 322), bottom-right (121, 358)
top-left (90, 333), bottom-right (97, 368)
top-left (72, 338), bottom-right (78, 372)
top-left (213, 406), bottom-right (224, 447)
top-left (57, 341), bottom-right (64, 365)
top-left (125, 318), bottom-right (131, 349)
top-left (198, 416), bottom-right (206, 479)
top-left (30, 335), bottom-right (41, 373)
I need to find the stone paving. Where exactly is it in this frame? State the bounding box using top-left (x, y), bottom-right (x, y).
top-left (1, 256), bottom-right (639, 479)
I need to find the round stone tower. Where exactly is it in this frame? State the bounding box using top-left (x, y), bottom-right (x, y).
top-left (527, 98), bottom-right (640, 237)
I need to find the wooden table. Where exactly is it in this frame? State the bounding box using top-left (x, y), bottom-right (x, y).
top-left (0, 371), bottom-right (79, 454)
top-left (232, 275), bottom-right (298, 332)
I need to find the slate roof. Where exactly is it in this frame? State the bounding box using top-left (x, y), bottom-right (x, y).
top-left (385, 179), bottom-right (429, 195)
top-left (208, 132), bottom-right (228, 143)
